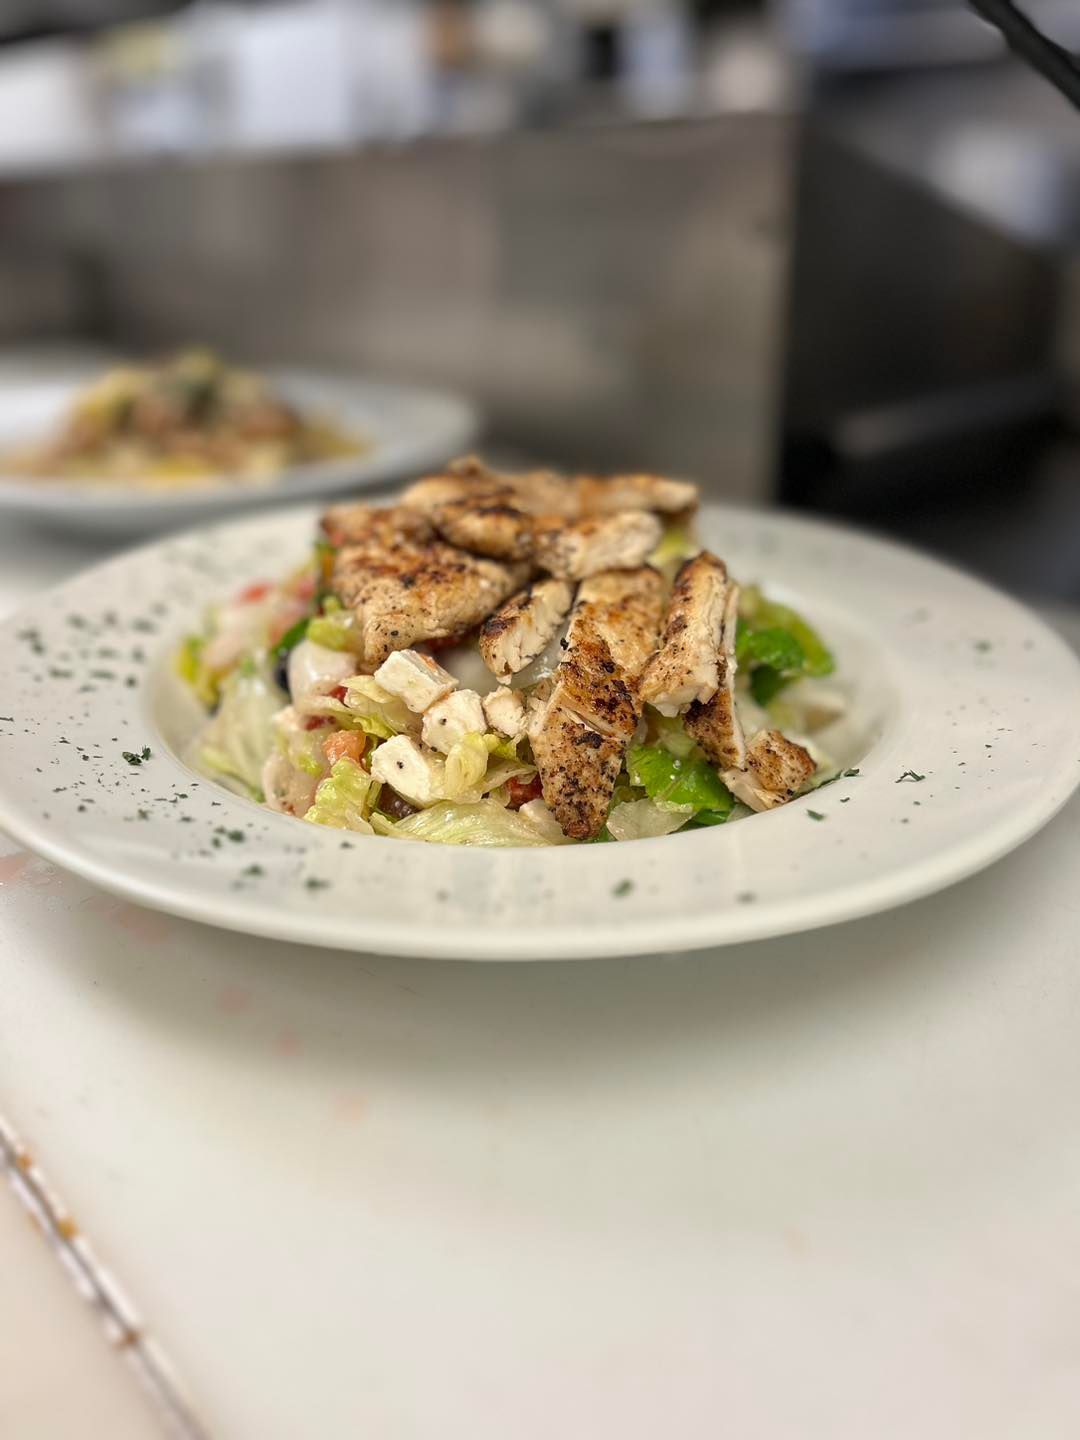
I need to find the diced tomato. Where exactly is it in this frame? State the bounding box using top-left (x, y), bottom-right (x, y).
top-left (303, 715), bottom-right (332, 731)
top-left (506, 774), bottom-right (543, 809)
top-left (237, 581), bottom-right (272, 604)
top-left (323, 731), bottom-right (366, 766)
top-left (330, 684), bottom-right (348, 702)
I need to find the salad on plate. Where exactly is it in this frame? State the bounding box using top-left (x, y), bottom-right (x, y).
top-left (177, 456), bottom-right (843, 845)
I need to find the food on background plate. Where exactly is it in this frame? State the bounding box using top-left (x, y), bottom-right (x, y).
top-left (177, 455), bottom-right (842, 845)
top-left (5, 349), bottom-right (364, 486)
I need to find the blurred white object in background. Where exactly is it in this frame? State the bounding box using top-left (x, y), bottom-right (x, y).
top-left (0, 40), bottom-right (100, 173)
top-left (210, 0), bottom-right (356, 152)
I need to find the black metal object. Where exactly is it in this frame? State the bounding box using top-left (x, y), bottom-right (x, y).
top-left (968, 0), bottom-right (1080, 111)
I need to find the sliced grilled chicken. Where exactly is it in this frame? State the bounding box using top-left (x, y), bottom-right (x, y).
top-left (429, 495), bottom-right (537, 561)
top-left (571, 567), bottom-right (665, 684)
top-left (481, 685), bottom-right (527, 739)
top-left (332, 536), bottom-right (528, 668)
top-left (403, 458), bottom-right (695, 521)
top-left (529, 707), bottom-right (626, 840)
top-left (683, 582), bottom-right (746, 769)
top-left (722, 730), bottom-right (815, 812)
top-left (479, 578), bottom-right (575, 683)
top-left (545, 618), bottom-right (638, 741)
top-left (320, 503), bottom-right (434, 548)
top-left (575, 473), bottom-right (698, 516)
top-left (532, 511), bottom-right (662, 581)
top-left (529, 569), bottom-right (660, 838)
top-left (637, 551), bottom-right (728, 716)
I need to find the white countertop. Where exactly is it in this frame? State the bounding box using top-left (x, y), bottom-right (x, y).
top-left (2, 515), bottom-right (1079, 1439)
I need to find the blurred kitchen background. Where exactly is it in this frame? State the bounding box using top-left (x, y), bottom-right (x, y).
top-left (1, 0), bottom-right (1079, 598)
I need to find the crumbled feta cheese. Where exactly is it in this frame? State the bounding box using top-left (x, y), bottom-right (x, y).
top-left (421, 689), bottom-right (486, 754)
top-left (373, 650), bottom-right (457, 712)
top-left (369, 735), bottom-right (444, 807)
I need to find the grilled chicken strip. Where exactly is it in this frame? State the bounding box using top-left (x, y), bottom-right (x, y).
top-left (572, 567), bottom-right (665, 683)
top-left (683, 582), bottom-right (746, 769)
top-left (530, 568), bottom-right (662, 838)
top-left (332, 536), bottom-right (528, 668)
top-left (637, 551), bottom-right (729, 716)
top-left (722, 730), bottom-right (815, 812)
top-left (529, 707), bottom-right (626, 841)
top-left (479, 578), bottom-right (575, 683)
top-left (428, 495), bottom-right (537, 562)
top-left (402, 457), bottom-right (696, 521)
top-left (320, 502), bottom-right (434, 549)
top-left (575, 473), bottom-right (698, 516)
top-left (531, 511), bottom-right (662, 581)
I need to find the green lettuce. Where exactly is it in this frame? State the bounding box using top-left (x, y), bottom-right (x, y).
top-left (740, 589), bottom-right (833, 677)
top-left (373, 798), bottom-right (563, 847)
top-left (342, 676), bottom-right (414, 737)
top-left (192, 661), bottom-right (285, 799)
top-left (647, 712), bottom-right (698, 759)
top-left (305, 758), bottom-right (381, 832)
top-left (626, 744), bottom-right (734, 818)
top-left (606, 797), bottom-right (695, 842)
top-left (175, 632), bottom-right (221, 708)
top-left (307, 611), bottom-right (360, 653)
top-left (649, 523), bottom-right (698, 575)
top-left (736, 623), bottom-right (805, 674)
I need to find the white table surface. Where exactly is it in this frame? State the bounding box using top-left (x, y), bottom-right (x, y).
top-left (2, 514), bottom-right (1080, 1440)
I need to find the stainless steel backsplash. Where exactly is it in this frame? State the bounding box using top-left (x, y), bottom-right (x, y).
top-left (0, 117), bottom-right (793, 501)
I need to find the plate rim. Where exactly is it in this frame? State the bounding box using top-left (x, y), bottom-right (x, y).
top-left (0, 497), bottom-right (1078, 960)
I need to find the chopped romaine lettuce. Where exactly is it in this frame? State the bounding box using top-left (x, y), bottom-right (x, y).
top-left (627, 744), bottom-right (734, 816)
top-left (750, 665), bottom-right (787, 707)
top-left (189, 660), bottom-right (285, 799)
top-left (342, 676), bottom-right (414, 737)
top-left (647, 712), bottom-right (698, 759)
top-left (606, 797), bottom-right (695, 841)
top-left (735, 624), bottom-right (805, 674)
top-left (175, 632), bottom-right (220, 708)
top-left (274, 616), bottom-right (309, 661)
top-left (740, 589), bottom-right (833, 677)
top-left (305, 757), bottom-right (380, 832)
top-left (649, 522), bottom-right (698, 575)
top-left (374, 798), bottom-right (565, 847)
top-left (443, 732), bottom-right (490, 800)
top-left (439, 732), bottom-right (535, 803)
top-left (306, 611), bottom-right (360, 653)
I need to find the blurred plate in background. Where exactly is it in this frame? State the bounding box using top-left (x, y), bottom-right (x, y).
top-left (0, 369), bottom-right (479, 537)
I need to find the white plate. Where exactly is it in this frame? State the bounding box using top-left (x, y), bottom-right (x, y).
top-left (0, 501), bottom-right (1077, 961)
top-left (0, 371), bottom-right (478, 537)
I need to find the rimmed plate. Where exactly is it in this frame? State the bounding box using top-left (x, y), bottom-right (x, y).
top-left (0, 371), bottom-right (478, 537)
top-left (0, 501), bottom-right (1077, 960)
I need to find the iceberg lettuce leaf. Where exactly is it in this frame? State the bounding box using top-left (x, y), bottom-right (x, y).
top-left (375, 798), bottom-right (559, 847)
top-left (305, 758), bottom-right (380, 832)
top-left (190, 660), bottom-right (286, 798)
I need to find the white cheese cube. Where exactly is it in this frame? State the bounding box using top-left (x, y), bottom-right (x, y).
top-left (372, 649), bottom-right (457, 713)
top-left (369, 735), bottom-right (444, 807)
top-left (421, 689), bottom-right (486, 754)
top-left (482, 686), bottom-right (526, 739)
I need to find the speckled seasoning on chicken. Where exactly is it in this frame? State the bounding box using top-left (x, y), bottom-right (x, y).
top-left (176, 456), bottom-right (840, 845)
